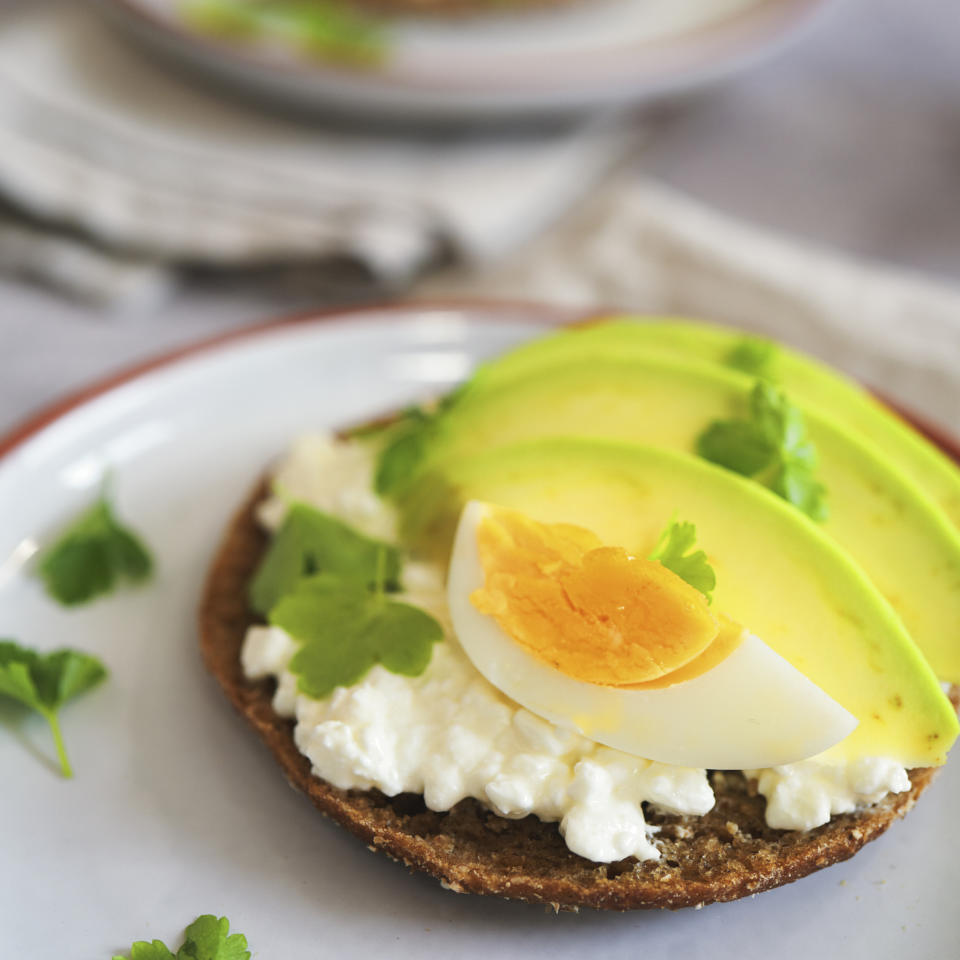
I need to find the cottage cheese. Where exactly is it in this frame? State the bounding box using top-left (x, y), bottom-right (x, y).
top-left (745, 759), bottom-right (910, 832)
top-left (245, 622), bottom-right (715, 862)
top-left (244, 433), bottom-right (912, 862)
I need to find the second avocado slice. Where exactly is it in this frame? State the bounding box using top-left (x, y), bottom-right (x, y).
top-left (462, 317), bottom-right (960, 531)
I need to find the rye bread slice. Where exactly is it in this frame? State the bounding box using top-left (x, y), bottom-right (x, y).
top-left (199, 480), bottom-right (957, 911)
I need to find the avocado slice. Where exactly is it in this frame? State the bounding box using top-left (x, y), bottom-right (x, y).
top-left (407, 354), bottom-right (960, 685)
top-left (403, 438), bottom-right (957, 768)
top-left (462, 317), bottom-right (960, 530)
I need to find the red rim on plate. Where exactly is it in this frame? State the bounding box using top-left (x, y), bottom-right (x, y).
top-left (2, 302), bottom-right (958, 466)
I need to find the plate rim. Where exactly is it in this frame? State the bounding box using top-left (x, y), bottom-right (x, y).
top-left (100, 0), bottom-right (831, 116)
top-left (3, 299), bottom-right (958, 467)
top-left (0, 300), bottom-right (575, 464)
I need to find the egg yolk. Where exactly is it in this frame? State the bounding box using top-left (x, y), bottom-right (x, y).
top-left (470, 507), bottom-right (720, 686)
top-left (622, 614), bottom-right (745, 690)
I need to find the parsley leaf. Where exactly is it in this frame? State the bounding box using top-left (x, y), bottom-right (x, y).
top-left (696, 418), bottom-right (775, 476)
top-left (117, 942), bottom-right (174, 960)
top-left (648, 520), bottom-right (716, 601)
top-left (37, 496), bottom-right (153, 606)
top-left (697, 380), bottom-right (828, 522)
top-left (112, 914), bottom-right (250, 960)
top-left (270, 574), bottom-right (443, 699)
top-left (373, 387), bottom-right (467, 498)
top-left (250, 502), bottom-right (401, 615)
top-left (726, 336), bottom-right (778, 379)
top-left (0, 640), bottom-right (107, 778)
top-left (177, 915), bottom-right (250, 960)
top-left (373, 409), bottom-right (435, 497)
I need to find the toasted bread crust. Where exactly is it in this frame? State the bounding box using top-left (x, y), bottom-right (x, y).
top-left (199, 481), bottom-right (954, 911)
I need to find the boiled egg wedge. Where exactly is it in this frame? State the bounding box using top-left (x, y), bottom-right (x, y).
top-left (447, 501), bottom-right (857, 769)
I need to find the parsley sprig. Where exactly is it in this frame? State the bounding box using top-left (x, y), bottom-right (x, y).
top-left (250, 502), bottom-right (443, 696)
top-left (726, 336), bottom-right (778, 379)
top-left (113, 914), bottom-right (249, 960)
top-left (697, 380), bottom-right (828, 522)
top-left (373, 407), bottom-right (436, 498)
top-left (648, 519), bottom-right (716, 601)
top-left (272, 571), bottom-right (442, 699)
top-left (372, 387), bottom-right (466, 498)
top-left (250, 502), bottom-right (401, 615)
top-left (0, 640), bottom-right (107, 778)
top-left (37, 494), bottom-right (153, 606)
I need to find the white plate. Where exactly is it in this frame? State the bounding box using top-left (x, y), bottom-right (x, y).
top-left (103, 0), bottom-right (829, 122)
top-left (2, 303), bottom-right (957, 958)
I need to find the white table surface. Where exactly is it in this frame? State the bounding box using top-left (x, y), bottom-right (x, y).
top-left (3, 0), bottom-right (960, 431)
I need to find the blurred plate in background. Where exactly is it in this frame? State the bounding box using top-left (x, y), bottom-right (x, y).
top-left (103, 0), bottom-right (829, 122)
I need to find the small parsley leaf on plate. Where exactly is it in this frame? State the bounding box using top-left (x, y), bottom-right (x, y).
top-left (249, 502), bottom-right (401, 615)
top-left (116, 942), bottom-right (174, 960)
top-left (270, 573), bottom-right (443, 699)
top-left (177, 914), bottom-right (250, 960)
top-left (112, 914), bottom-right (250, 960)
top-left (37, 495), bottom-right (153, 606)
top-left (648, 520), bottom-right (716, 601)
top-left (697, 380), bottom-right (828, 522)
top-left (726, 336), bottom-right (778, 379)
top-left (0, 640), bottom-right (107, 778)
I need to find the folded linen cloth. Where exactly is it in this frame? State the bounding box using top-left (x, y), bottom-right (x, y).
top-left (0, 3), bottom-right (634, 305)
top-left (423, 177), bottom-right (960, 432)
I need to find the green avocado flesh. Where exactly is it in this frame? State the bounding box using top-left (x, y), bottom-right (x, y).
top-left (402, 439), bottom-right (957, 767)
top-left (464, 317), bottom-right (960, 531)
top-left (407, 353), bottom-right (960, 686)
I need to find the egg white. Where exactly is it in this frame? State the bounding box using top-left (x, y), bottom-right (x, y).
top-left (447, 501), bottom-right (857, 769)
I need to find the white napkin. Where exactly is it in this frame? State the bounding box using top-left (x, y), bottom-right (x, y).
top-left (0, 4), bottom-right (634, 304)
top-left (424, 178), bottom-right (960, 431)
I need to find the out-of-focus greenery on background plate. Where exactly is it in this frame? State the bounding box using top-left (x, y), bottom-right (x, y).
top-left (180, 0), bottom-right (387, 65)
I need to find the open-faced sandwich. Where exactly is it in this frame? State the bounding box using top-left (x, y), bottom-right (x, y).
top-left (200, 317), bottom-right (960, 910)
